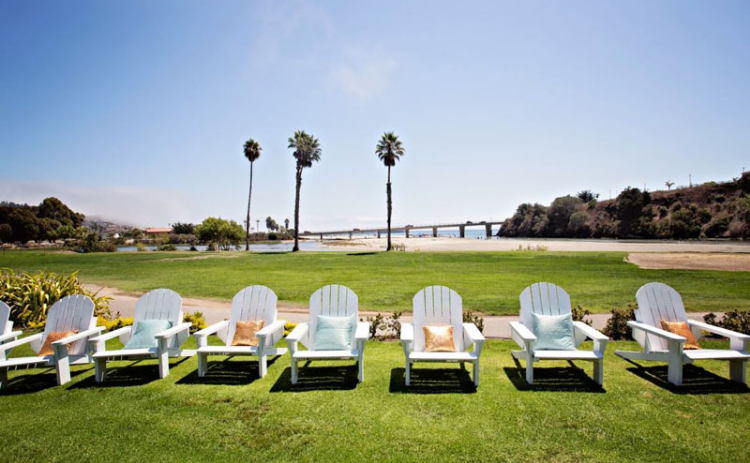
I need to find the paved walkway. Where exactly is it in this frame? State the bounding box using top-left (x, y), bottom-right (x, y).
top-left (92, 286), bottom-right (712, 339)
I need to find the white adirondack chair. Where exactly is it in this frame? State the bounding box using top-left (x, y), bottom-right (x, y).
top-left (510, 283), bottom-right (609, 386)
top-left (401, 286), bottom-right (485, 387)
top-left (194, 285), bottom-right (287, 378)
top-left (89, 289), bottom-right (194, 382)
top-left (615, 282), bottom-right (750, 386)
top-left (0, 301), bottom-right (21, 345)
top-left (0, 295), bottom-right (103, 390)
top-left (286, 285), bottom-right (370, 385)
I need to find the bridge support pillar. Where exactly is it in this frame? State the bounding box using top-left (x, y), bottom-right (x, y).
top-left (432, 227), bottom-right (438, 237)
top-left (459, 225), bottom-right (465, 238)
top-left (349, 232), bottom-right (353, 239)
top-left (485, 224), bottom-right (492, 238)
top-left (405, 228), bottom-right (410, 238)
top-left (320, 234), bottom-right (323, 240)
top-left (377, 231), bottom-right (381, 239)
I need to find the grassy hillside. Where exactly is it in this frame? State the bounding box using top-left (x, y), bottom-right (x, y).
top-left (2, 250), bottom-right (750, 314)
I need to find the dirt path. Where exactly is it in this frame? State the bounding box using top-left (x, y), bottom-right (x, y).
top-left (84, 284), bottom-right (714, 339)
top-left (627, 253), bottom-right (750, 272)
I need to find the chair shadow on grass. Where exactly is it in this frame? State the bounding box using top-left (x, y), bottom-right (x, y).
top-left (270, 364), bottom-right (359, 392)
top-left (1, 367), bottom-right (93, 396)
top-left (622, 359), bottom-right (750, 395)
top-left (69, 357), bottom-right (191, 389)
top-left (504, 360), bottom-right (605, 393)
top-left (389, 367), bottom-right (477, 394)
top-left (177, 356), bottom-right (280, 386)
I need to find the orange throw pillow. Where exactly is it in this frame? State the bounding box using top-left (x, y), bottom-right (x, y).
top-left (660, 321), bottom-right (701, 350)
top-left (423, 325), bottom-right (456, 352)
top-left (231, 320), bottom-right (265, 346)
top-left (38, 330), bottom-right (78, 356)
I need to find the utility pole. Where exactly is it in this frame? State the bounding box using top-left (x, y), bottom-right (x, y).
top-left (689, 174), bottom-right (692, 187)
top-left (256, 220), bottom-right (260, 233)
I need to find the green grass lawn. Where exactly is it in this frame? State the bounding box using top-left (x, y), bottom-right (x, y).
top-left (1, 338), bottom-right (749, 463)
top-left (1, 250), bottom-right (749, 314)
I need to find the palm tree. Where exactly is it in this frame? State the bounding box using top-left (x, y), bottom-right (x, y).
top-left (288, 130), bottom-right (322, 252)
top-left (376, 132), bottom-right (405, 251)
top-left (243, 139), bottom-right (262, 251)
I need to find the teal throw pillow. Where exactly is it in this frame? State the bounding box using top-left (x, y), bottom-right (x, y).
top-left (531, 312), bottom-right (576, 350)
top-left (125, 319), bottom-right (173, 349)
top-left (312, 314), bottom-right (355, 351)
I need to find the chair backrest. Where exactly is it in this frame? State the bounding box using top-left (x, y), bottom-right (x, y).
top-left (635, 282), bottom-right (688, 352)
top-left (412, 286), bottom-right (464, 352)
top-left (0, 300), bottom-right (11, 336)
top-left (131, 289), bottom-right (183, 348)
top-left (519, 282), bottom-right (572, 327)
top-left (220, 285), bottom-right (278, 346)
top-left (305, 285), bottom-right (358, 349)
top-left (41, 295), bottom-right (96, 356)
top-left (520, 283), bottom-right (587, 347)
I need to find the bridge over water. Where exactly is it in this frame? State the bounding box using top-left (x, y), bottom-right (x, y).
top-left (300, 221), bottom-right (504, 240)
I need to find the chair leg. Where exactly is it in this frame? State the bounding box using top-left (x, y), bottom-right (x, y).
top-left (526, 357), bottom-right (534, 385)
top-left (291, 359), bottom-right (298, 385)
top-left (55, 355), bottom-right (71, 386)
top-left (158, 351), bottom-right (170, 379)
top-left (259, 355), bottom-right (267, 378)
top-left (95, 358), bottom-right (106, 383)
top-left (593, 359), bottom-right (604, 386)
top-left (473, 360), bottom-right (480, 387)
top-left (0, 368), bottom-right (7, 391)
top-left (405, 361), bottom-right (411, 386)
top-left (667, 348), bottom-right (683, 386)
top-left (358, 354), bottom-right (364, 383)
top-left (729, 360), bottom-right (747, 384)
top-left (197, 353), bottom-right (207, 377)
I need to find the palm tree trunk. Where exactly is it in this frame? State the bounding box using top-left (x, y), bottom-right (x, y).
top-left (245, 161), bottom-right (254, 251)
top-left (293, 165), bottom-right (302, 252)
top-left (386, 165), bottom-right (392, 251)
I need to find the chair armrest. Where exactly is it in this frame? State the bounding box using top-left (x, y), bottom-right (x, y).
top-left (155, 322), bottom-right (192, 341)
top-left (89, 326), bottom-right (132, 352)
top-left (463, 323), bottom-right (485, 344)
top-left (355, 322), bottom-right (370, 341)
top-left (256, 320), bottom-right (285, 339)
top-left (194, 320), bottom-right (229, 347)
top-left (573, 321), bottom-right (608, 354)
top-left (0, 331), bottom-right (21, 344)
top-left (689, 320), bottom-right (750, 352)
top-left (400, 322), bottom-right (414, 354)
top-left (628, 321), bottom-right (685, 343)
top-left (286, 323), bottom-right (308, 344)
top-left (688, 320), bottom-right (750, 341)
top-left (0, 333), bottom-right (43, 360)
top-left (510, 321), bottom-right (536, 351)
top-left (53, 327), bottom-right (104, 346)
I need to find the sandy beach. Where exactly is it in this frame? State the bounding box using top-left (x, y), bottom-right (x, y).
top-left (321, 236), bottom-right (750, 253)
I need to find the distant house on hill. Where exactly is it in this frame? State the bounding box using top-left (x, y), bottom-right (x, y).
top-left (145, 227), bottom-right (172, 235)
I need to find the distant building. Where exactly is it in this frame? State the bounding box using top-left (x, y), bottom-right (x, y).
top-left (145, 227), bottom-right (172, 235)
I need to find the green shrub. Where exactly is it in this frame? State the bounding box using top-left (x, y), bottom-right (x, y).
top-left (97, 314), bottom-right (134, 331)
top-left (157, 243), bottom-right (177, 251)
top-left (602, 305), bottom-right (635, 340)
top-left (571, 305), bottom-right (592, 326)
top-left (136, 242), bottom-right (147, 252)
top-left (362, 311), bottom-right (403, 340)
top-left (183, 311), bottom-right (208, 334)
top-left (283, 322), bottom-right (297, 336)
top-left (463, 310), bottom-right (484, 333)
top-left (703, 311), bottom-right (750, 335)
top-left (0, 269), bottom-right (111, 328)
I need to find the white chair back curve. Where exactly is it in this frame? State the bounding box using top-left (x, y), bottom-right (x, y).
top-left (131, 289), bottom-right (184, 348)
top-left (41, 295), bottom-right (97, 356)
top-left (220, 285), bottom-right (278, 346)
top-left (412, 286), bottom-right (465, 352)
top-left (519, 282), bottom-right (573, 328)
top-left (306, 285), bottom-right (358, 349)
top-left (0, 300), bottom-right (11, 336)
top-left (635, 282), bottom-right (688, 352)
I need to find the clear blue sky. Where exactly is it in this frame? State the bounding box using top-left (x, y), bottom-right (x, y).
top-left (1, 0), bottom-right (749, 229)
